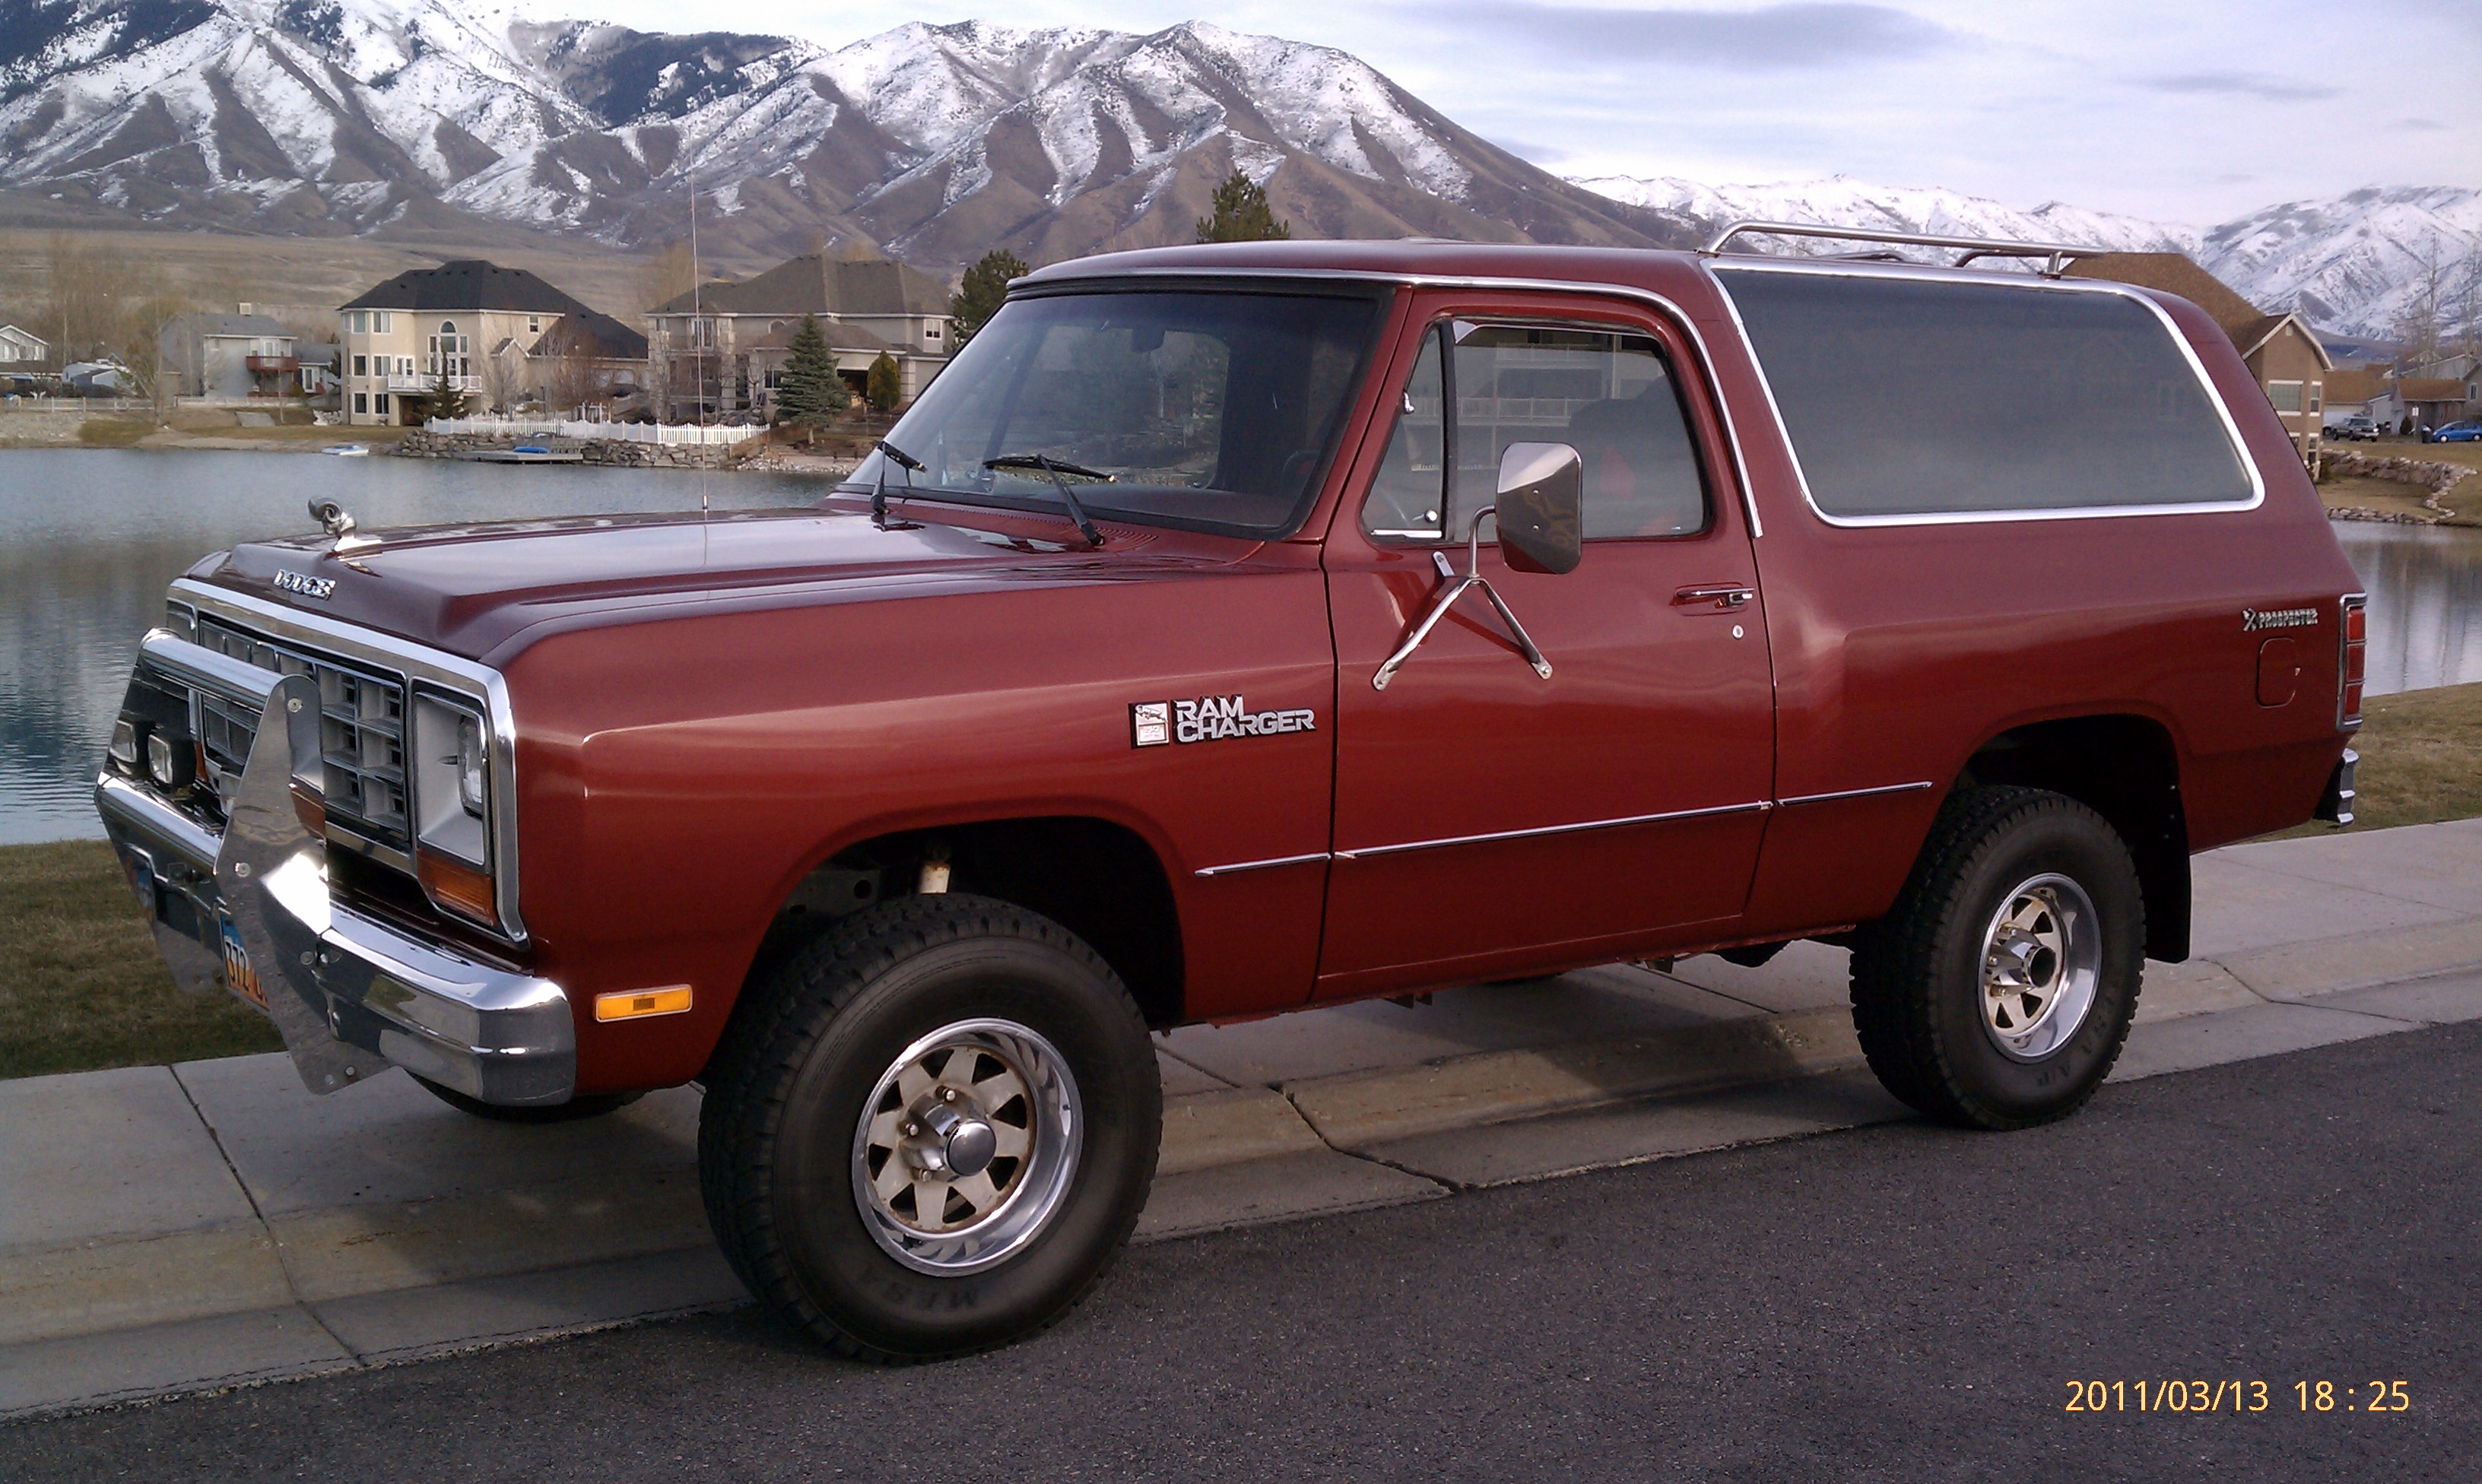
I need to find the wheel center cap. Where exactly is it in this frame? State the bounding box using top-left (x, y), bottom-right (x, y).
top-left (918, 1098), bottom-right (996, 1178)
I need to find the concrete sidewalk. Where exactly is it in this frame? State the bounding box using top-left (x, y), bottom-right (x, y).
top-left (8, 820), bottom-right (2482, 1418)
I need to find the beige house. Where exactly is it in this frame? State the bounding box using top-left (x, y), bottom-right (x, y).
top-left (646, 252), bottom-right (952, 420)
top-left (2065, 253), bottom-right (2334, 463)
top-left (337, 260), bottom-right (648, 426)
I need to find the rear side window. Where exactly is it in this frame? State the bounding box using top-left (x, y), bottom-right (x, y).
top-left (1717, 269), bottom-right (2258, 520)
top-left (1363, 321), bottom-right (1708, 542)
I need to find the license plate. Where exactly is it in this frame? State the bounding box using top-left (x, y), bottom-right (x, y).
top-left (219, 918), bottom-right (268, 1011)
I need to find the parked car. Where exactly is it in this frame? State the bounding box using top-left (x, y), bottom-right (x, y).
top-left (97, 236), bottom-right (2363, 1363)
top-left (2331, 414), bottom-right (2379, 441)
top-left (2422, 420), bottom-right (2481, 443)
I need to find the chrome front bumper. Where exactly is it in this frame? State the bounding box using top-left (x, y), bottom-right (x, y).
top-left (96, 629), bottom-right (576, 1105)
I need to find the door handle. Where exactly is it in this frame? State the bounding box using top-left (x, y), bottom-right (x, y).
top-left (1673, 585), bottom-right (1754, 610)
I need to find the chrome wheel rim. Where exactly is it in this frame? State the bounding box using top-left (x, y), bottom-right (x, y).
top-left (850, 1018), bottom-right (1080, 1275)
top-left (1977, 873), bottom-right (2100, 1062)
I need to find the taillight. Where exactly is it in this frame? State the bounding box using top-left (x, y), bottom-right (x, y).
top-left (2338, 593), bottom-right (2366, 729)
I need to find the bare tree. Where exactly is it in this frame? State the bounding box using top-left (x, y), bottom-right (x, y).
top-left (2392, 236), bottom-right (2449, 370)
top-left (480, 342), bottom-right (525, 414)
top-left (548, 344), bottom-right (608, 417)
top-left (44, 232), bottom-right (119, 362)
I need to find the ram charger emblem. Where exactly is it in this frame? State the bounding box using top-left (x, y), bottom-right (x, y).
top-left (1131, 696), bottom-right (1316, 747)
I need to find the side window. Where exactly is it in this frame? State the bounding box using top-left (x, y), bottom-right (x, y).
top-left (1361, 320), bottom-right (1707, 543)
top-left (1361, 330), bottom-right (1446, 538)
top-left (1451, 324), bottom-right (1706, 540)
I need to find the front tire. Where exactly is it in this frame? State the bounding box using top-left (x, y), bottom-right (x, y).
top-left (1850, 786), bottom-right (2144, 1130)
top-left (700, 894), bottom-right (1160, 1362)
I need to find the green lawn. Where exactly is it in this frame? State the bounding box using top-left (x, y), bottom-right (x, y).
top-left (5, 679), bottom-right (2480, 1080)
top-left (0, 841), bottom-right (280, 1080)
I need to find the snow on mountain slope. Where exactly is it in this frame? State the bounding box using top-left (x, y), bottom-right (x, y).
top-left (0, 2), bottom-right (1660, 268)
top-left (0, 0), bottom-right (2464, 335)
top-left (1575, 173), bottom-right (2477, 341)
top-left (2202, 186), bottom-right (2481, 344)
top-left (1575, 174), bottom-right (2201, 257)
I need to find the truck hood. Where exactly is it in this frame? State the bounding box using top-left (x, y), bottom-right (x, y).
top-left (189, 505), bottom-right (1228, 662)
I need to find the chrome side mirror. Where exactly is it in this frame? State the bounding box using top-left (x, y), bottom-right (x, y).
top-left (1493, 442), bottom-right (1582, 576)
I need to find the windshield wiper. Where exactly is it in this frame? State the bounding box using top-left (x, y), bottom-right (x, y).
top-left (982, 454), bottom-right (1109, 548)
top-left (873, 439), bottom-right (922, 528)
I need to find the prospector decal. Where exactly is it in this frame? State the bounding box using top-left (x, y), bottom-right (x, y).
top-left (1132, 696), bottom-right (1317, 748)
top-left (2242, 606), bottom-right (2320, 633)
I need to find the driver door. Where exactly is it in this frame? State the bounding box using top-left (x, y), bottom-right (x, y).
top-left (1315, 293), bottom-right (1776, 998)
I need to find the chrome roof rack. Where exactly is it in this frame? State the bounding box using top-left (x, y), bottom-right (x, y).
top-left (1702, 220), bottom-right (2112, 277)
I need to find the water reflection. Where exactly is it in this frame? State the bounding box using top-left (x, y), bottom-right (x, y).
top-left (0, 449), bottom-right (822, 844)
top-left (2332, 522), bottom-right (2482, 696)
top-left (5, 452), bottom-right (2480, 843)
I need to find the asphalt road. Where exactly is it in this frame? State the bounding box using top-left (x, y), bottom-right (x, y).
top-left (9, 1021), bottom-right (2478, 1482)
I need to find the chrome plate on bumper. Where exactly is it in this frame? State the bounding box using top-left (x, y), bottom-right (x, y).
top-left (97, 628), bottom-right (574, 1104)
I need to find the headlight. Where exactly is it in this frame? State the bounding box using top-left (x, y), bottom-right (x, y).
top-left (145, 728), bottom-right (196, 791)
top-left (411, 693), bottom-right (499, 928)
top-left (455, 710), bottom-right (486, 818)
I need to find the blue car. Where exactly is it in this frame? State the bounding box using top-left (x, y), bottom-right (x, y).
top-left (2424, 420), bottom-right (2481, 442)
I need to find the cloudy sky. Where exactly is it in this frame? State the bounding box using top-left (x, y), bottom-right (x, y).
top-left (574, 0), bottom-right (2480, 225)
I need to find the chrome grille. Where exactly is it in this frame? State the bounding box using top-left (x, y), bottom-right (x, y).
top-left (195, 615), bottom-right (411, 848)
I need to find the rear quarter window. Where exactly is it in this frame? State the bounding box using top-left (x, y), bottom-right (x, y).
top-left (1716, 268), bottom-right (2259, 521)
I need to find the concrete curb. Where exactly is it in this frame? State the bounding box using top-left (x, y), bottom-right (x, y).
top-left (1279, 1006), bottom-right (1862, 1151)
top-left (8, 902), bottom-right (2482, 1418)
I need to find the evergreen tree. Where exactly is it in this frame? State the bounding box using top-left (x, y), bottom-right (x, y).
top-left (865, 350), bottom-right (901, 412)
top-left (422, 363), bottom-right (466, 422)
top-left (773, 314), bottom-right (847, 432)
top-left (948, 249), bottom-right (1028, 350)
top-left (1195, 170), bottom-right (1290, 243)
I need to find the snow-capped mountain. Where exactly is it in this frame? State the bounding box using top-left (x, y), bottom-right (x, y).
top-left (1573, 175), bottom-right (2202, 258)
top-left (2202, 187), bottom-right (2482, 344)
top-left (0, 0), bottom-right (2467, 339)
top-left (1576, 174), bottom-right (2481, 343)
top-left (0, 2), bottom-right (1677, 268)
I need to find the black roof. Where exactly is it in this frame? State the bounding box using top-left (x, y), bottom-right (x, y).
top-left (537, 309), bottom-right (649, 362)
top-left (341, 259), bottom-right (595, 315)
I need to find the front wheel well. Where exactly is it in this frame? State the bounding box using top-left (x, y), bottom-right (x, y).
top-left (747, 817), bottom-right (1185, 1030)
top-left (1956, 715), bottom-right (2191, 962)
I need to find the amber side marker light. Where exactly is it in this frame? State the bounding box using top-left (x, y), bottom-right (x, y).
top-left (596, 986), bottom-right (694, 1023)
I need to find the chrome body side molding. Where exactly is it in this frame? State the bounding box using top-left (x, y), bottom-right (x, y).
top-left (1776, 782), bottom-right (1938, 807)
top-left (1335, 801), bottom-right (1772, 861)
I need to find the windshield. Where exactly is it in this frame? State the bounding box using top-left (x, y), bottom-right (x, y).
top-left (846, 286), bottom-right (1386, 538)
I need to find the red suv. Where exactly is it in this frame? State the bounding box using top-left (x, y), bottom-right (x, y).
top-left (99, 233), bottom-right (2363, 1361)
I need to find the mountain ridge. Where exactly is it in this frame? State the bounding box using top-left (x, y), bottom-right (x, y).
top-left (0, 0), bottom-right (2468, 341)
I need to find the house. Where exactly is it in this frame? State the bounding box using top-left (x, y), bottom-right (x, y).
top-left (294, 342), bottom-right (341, 403)
top-left (2401, 377), bottom-right (2475, 433)
top-left (2064, 253), bottom-right (2334, 462)
top-left (0, 324), bottom-right (46, 366)
top-left (2320, 366), bottom-right (2404, 432)
top-left (646, 252), bottom-right (951, 421)
top-left (336, 259), bottom-right (647, 426)
top-left (157, 310), bottom-right (297, 401)
top-left (484, 308), bottom-right (649, 416)
top-left (2401, 353), bottom-right (2480, 423)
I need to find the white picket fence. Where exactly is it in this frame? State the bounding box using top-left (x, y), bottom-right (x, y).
top-left (421, 416), bottom-right (761, 446)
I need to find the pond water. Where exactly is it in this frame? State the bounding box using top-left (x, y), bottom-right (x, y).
top-left (4, 451), bottom-right (2480, 842)
top-left (1, 449), bottom-right (829, 844)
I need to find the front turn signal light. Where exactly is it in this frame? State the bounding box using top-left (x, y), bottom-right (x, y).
top-left (595, 986), bottom-right (693, 1023)
top-left (417, 851), bottom-right (499, 929)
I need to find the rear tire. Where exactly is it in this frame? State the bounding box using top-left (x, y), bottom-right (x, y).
top-left (699, 893), bottom-right (1160, 1362)
top-left (1850, 786), bottom-right (2144, 1130)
